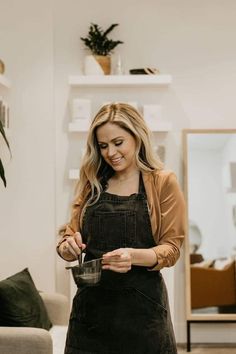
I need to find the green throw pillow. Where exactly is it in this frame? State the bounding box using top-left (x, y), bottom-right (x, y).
top-left (0, 268), bottom-right (52, 330)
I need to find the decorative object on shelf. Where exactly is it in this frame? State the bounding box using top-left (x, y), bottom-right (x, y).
top-left (129, 68), bottom-right (160, 75)
top-left (84, 55), bottom-right (105, 76)
top-left (113, 53), bottom-right (124, 75)
top-left (143, 104), bottom-right (162, 130)
top-left (69, 169), bottom-right (80, 180)
top-left (80, 23), bottom-right (123, 75)
top-left (71, 98), bottom-right (91, 130)
top-left (0, 59), bottom-right (5, 74)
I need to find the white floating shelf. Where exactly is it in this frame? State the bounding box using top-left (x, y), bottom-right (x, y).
top-left (69, 169), bottom-right (80, 180)
top-left (69, 120), bottom-right (172, 133)
top-left (149, 121), bottom-right (172, 132)
top-left (68, 74), bottom-right (172, 87)
top-left (0, 74), bottom-right (11, 88)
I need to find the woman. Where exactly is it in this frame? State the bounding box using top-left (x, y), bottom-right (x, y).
top-left (57, 103), bottom-right (186, 354)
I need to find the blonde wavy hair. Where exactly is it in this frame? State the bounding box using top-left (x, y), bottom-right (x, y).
top-left (75, 102), bottom-right (163, 210)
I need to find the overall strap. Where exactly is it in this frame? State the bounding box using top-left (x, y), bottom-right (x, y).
top-left (138, 173), bottom-right (146, 195)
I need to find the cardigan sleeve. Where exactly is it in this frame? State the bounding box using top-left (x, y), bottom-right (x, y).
top-left (56, 198), bottom-right (82, 259)
top-left (151, 172), bottom-right (186, 270)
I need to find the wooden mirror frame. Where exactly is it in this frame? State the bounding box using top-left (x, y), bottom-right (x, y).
top-left (183, 129), bottom-right (236, 322)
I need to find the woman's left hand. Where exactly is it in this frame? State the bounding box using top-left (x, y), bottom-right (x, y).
top-left (102, 248), bottom-right (132, 273)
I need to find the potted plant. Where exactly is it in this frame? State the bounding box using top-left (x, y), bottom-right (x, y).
top-left (80, 23), bottom-right (123, 75)
top-left (0, 119), bottom-right (11, 187)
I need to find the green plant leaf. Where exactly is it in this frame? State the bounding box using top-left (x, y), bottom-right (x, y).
top-left (0, 158), bottom-right (7, 187)
top-left (80, 23), bottom-right (123, 56)
top-left (103, 24), bottom-right (119, 37)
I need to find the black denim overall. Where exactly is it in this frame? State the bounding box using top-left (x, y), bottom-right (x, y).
top-left (65, 178), bottom-right (177, 354)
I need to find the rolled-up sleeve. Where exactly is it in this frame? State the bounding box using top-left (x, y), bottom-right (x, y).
top-left (56, 199), bottom-right (82, 258)
top-left (151, 172), bottom-right (186, 270)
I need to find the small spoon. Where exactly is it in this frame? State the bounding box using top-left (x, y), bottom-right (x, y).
top-left (78, 246), bottom-right (83, 266)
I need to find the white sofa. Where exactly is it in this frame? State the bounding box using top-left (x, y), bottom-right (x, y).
top-left (0, 292), bottom-right (69, 354)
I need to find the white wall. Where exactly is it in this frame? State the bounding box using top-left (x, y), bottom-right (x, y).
top-left (0, 0), bottom-right (55, 292)
top-left (1, 0), bottom-right (236, 344)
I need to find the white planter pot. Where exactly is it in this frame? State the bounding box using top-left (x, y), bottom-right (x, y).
top-left (83, 55), bottom-right (104, 76)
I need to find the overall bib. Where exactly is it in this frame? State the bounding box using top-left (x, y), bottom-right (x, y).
top-left (65, 178), bottom-right (177, 354)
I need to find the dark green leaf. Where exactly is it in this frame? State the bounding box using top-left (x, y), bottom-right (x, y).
top-left (80, 23), bottom-right (123, 55)
top-left (103, 24), bottom-right (119, 37)
top-left (0, 159), bottom-right (7, 187)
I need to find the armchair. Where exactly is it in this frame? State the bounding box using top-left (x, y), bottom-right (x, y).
top-left (0, 292), bottom-right (69, 354)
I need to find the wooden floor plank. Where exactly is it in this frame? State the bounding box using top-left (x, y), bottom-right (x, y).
top-left (177, 345), bottom-right (236, 353)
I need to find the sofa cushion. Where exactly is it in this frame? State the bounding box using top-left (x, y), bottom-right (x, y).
top-left (50, 325), bottom-right (68, 354)
top-left (213, 258), bottom-right (233, 270)
top-left (0, 268), bottom-right (52, 330)
top-left (191, 259), bottom-right (214, 268)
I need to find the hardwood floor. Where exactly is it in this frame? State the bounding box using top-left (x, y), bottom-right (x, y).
top-left (177, 344), bottom-right (236, 353)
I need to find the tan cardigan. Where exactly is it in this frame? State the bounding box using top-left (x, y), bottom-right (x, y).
top-left (57, 170), bottom-right (186, 271)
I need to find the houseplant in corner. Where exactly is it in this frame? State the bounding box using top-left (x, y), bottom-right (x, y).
top-left (0, 119), bottom-right (11, 187)
top-left (80, 23), bottom-right (123, 75)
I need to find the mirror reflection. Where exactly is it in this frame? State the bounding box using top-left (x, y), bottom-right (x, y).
top-left (185, 130), bottom-right (236, 316)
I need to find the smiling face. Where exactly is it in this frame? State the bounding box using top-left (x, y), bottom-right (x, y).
top-left (96, 122), bottom-right (137, 174)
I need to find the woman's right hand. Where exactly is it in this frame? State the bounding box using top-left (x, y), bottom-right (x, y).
top-left (59, 232), bottom-right (86, 261)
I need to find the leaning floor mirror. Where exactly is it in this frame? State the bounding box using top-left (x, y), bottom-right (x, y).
top-left (183, 129), bottom-right (236, 323)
